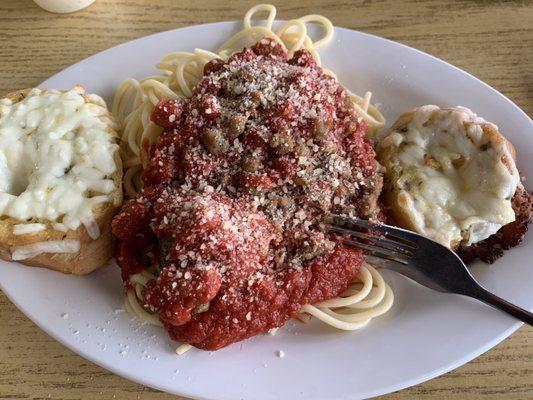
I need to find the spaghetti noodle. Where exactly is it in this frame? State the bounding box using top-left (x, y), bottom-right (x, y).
top-left (113, 4), bottom-right (392, 354)
top-left (112, 4), bottom-right (385, 197)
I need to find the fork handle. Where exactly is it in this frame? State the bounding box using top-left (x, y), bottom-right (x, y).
top-left (468, 286), bottom-right (533, 326)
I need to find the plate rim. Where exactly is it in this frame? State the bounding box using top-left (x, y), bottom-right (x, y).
top-left (1, 277), bottom-right (522, 400)
top-left (0, 19), bottom-right (530, 400)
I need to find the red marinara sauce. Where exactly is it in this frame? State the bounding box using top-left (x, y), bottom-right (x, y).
top-left (112, 38), bottom-right (382, 350)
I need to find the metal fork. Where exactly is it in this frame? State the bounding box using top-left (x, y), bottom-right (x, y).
top-left (327, 214), bottom-right (533, 325)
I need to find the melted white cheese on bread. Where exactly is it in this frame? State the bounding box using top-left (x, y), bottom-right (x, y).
top-left (379, 105), bottom-right (519, 248)
top-left (11, 239), bottom-right (80, 261)
top-left (13, 223), bottom-right (46, 235)
top-left (0, 87), bottom-right (118, 238)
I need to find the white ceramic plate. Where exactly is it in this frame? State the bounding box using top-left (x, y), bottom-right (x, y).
top-left (1, 21), bottom-right (532, 400)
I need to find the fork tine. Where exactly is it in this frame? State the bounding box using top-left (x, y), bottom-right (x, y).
top-left (343, 239), bottom-right (410, 265)
top-left (328, 215), bottom-right (418, 249)
top-left (364, 255), bottom-right (406, 270)
top-left (328, 225), bottom-right (414, 256)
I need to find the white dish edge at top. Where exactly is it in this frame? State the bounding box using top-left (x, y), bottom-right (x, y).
top-left (0, 20), bottom-right (531, 400)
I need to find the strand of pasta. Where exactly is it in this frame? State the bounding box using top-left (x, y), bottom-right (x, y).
top-left (300, 264), bottom-right (393, 330)
top-left (112, 4), bottom-right (385, 198)
top-left (124, 270), bottom-right (163, 327)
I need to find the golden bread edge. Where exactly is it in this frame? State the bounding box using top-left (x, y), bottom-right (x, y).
top-left (0, 88), bottom-right (123, 274)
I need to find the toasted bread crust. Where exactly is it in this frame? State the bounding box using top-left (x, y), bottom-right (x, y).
top-left (457, 185), bottom-right (533, 263)
top-left (0, 88), bottom-right (123, 275)
top-left (379, 106), bottom-right (529, 261)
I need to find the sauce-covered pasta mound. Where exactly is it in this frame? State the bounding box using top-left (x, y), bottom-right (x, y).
top-left (113, 39), bottom-right (382, 350)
